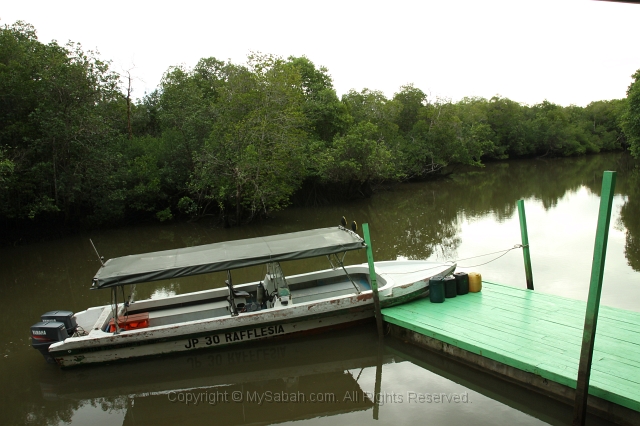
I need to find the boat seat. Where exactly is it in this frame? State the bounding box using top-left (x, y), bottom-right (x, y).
top-left (147, 300), bottom-right (232, 327)
top-left (225, 280), bottom-right (250, 299)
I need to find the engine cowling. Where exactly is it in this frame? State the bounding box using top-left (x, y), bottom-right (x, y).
top-left (31, 310), bottom-right (76, 364)
top-left (31, 321), bottom-right (68, 364)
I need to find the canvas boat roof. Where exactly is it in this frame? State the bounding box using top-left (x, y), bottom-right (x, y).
top-left (91, 226), bottom-right (365, 289)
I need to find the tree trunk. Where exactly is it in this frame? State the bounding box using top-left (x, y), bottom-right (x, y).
top-left (52, 137), bottom-right (58, 207)
top-left (236, 179), bottom-right (241, 226)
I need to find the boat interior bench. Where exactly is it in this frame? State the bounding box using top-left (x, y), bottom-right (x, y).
top-left (147, 298), bottom-right (244, 327)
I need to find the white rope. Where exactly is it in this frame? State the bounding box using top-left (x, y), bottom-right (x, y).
top-left (383, 244), bottom-right (527, 274)
top-left (455, 244), bottom-right (525, 268)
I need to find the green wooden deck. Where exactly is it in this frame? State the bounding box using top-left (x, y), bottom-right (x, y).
top-left (381, 282), bottom-right (640, 413)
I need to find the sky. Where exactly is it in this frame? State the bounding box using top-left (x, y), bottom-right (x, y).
top-left (2, 0), bottom-right (639, 106)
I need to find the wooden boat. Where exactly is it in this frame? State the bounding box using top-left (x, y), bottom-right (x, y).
top-left (30, 225), bottom-right (455, 367)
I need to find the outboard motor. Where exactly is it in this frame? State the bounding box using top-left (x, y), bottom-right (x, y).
top-left (31, 321), bottom-right (68, 364)
top-left (30, 310), bottom-right (76, 364)
top-left (41, 311), bottom-right (77, 336)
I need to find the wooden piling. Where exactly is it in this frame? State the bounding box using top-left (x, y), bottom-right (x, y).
top-left (573, 171), bottom-right (617, 426)
top-left (362, 223), bottom-right (384, 339)
top-left (517, 199), bottom-right (534, 290)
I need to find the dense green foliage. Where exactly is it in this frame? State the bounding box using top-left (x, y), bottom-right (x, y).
top-left (0, 22), bottom-right (123, 225)
top-left (0, 22), bottom-right (637, 232)
top-left (622, 70), bottom-right (640, 158)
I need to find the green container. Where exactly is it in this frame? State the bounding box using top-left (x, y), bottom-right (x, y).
top-left (429, 276), bottom-right (445, 303)
top-left (444, 275), bottom-right (457, 298)
top-left (454, 272), bottom-right (469, 295)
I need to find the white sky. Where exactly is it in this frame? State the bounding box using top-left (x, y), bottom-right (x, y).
top-left (2, 0), bottom-right (639, 106)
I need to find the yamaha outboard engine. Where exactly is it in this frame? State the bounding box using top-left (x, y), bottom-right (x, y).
top-left (41, 311), bottom-right (77, 335)
top-left (31, 311), bottom-right (77, 364)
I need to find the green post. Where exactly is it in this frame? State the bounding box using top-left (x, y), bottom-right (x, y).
top-left (517, 200), bottom-right (534, 290)
top-left (573, 171), bottom-right (617, 426)
top-left (362, 223), bottom-right (384, 339)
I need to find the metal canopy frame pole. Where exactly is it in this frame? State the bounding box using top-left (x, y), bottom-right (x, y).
top-left (226, 270), bottom-right (238, 317)
top-left (112, 287), bottom-right (119, 334)
top-left (573, 171), bottom-right (617, 426)
top-left (329, 252), bottom-right (361, 294)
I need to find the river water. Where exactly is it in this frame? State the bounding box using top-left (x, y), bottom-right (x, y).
top-left (1, 153), bottom-right (638, 426)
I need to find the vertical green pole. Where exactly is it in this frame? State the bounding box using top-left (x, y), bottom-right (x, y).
top-left (517, 200), bottom-right (534, 290)
top-left (573, 171), bottom-right (617, 426)
top-left (362, 223), bottom-right (384, 339)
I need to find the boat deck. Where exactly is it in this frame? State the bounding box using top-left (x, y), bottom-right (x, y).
top-left (291, 275), bottom-right (371, 304)
top-left (381, 281), bottom-right (640, 413)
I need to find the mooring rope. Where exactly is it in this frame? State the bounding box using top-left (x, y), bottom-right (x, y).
top-left (383, 244), bottom-right (527, 274)
top-left (454, 244), bottom-right (526, 268)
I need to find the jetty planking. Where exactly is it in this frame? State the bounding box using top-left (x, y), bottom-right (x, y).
top-left (381, 281), bottom-right (640, 422)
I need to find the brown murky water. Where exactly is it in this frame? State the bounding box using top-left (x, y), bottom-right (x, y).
top-left (1, 153), bottom-right (638, 425)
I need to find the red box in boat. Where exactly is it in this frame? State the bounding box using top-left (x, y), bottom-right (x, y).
top-left (108, 313), bottom-right (149, 332)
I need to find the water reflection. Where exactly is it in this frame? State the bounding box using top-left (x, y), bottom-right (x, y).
top-left (34, 327), bottom-right (382, 426)
top-left (26, 326), bottom-right (615, 426)
top-left (366, 153), bottom-right (640, 266)
top-left (618, 161), bottom-right (640, 271)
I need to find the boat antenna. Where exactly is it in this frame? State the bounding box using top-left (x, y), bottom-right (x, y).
top-left (90, 239), bottom-right (105, 267)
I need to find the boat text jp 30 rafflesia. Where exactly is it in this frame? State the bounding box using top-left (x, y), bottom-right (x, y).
top-left (30, 224), bottom-right (456, 367)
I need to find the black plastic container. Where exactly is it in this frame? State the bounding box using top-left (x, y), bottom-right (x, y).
top-left (454, 272), bottom-right (470, 295)
top-left (444, 275), bottom-right (457, 298)
top-left (429, 276), bottom-right (445, 303)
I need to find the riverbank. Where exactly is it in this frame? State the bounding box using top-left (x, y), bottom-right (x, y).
top-left (2, 152), bottom-right (638, 249)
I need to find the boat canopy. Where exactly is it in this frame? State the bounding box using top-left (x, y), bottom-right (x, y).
top-left (91, 227), bottom-right (365, 289)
